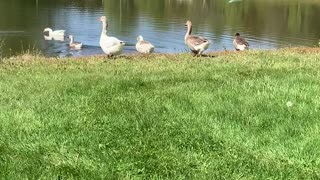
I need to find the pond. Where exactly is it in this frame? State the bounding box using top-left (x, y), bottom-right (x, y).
top-left (0, 0), bottom-right (319, 57)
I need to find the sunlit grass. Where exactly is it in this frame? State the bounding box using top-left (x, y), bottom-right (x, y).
top-left (0, 48), bottom-right (320, 179)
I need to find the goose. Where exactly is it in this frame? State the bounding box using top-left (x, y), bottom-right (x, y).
top-left (68, 35), bottom-right (83, 49)
top-left (184, 20), bottom-right (210, 55)
top-left (233, 33), bottom-right (249, 51)
top-left (43, 28), bottom-right (65, 37)
top-left (136, 35), bottom-right (154, 54)
top-left (99, 16), bottom-right (125, 56)
top-left (43, 28), bottom-right (65, 41)
top-left (43, 35), bottom-right (65, 42)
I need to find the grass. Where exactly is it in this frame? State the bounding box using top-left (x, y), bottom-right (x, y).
top-left (0, 48), bottom-right (320, 179)
top-left (0, 38), bottom-right (5, 59)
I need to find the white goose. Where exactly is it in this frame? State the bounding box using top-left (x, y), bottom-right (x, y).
top-left (184, 20), bottom-right (210, 55)
top-left (68, 35), bottom-right (83, 49)
top-left (43, 28), bottom-right (65, 37)
top-left (136, 35), bottom-right (154, 54)
top-left (99, 16), bottom-right (125, 56)
top-left (43, 28), bottom-right (65, 41)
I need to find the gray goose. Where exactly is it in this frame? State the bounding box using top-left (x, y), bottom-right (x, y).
top-left (233, 33), bottom-right (249, 51)
top-left (184, 20), bottom-right (210, 55)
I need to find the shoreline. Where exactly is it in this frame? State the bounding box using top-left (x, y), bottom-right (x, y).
top-left (2, 47), bottom-right (319, 62)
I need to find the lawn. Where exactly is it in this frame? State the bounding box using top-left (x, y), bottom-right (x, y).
top-left (0, 48), bottom-right (320, 179)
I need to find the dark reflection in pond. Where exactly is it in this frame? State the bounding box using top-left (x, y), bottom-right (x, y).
top-left (0, 0), bottom-right (319, 57)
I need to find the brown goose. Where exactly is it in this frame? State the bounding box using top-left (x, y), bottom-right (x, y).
top-left (233, 33), bottom-right (249, 51)
top-left (68, 35), bottom-right (83, 49)
top-left (184, 20), bottom-right (210, 55)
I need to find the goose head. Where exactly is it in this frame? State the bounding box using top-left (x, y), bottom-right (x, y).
top-left (185, 20), bottom-right (192, 28)
top-left (43, 28), bottom-right (52, 33)
top-left (43, 28), bottom-right (52, 36)
top-left (235, 33), bottom-right (241, 37)
top-left (68, 35), bottom-right (74, 42)
top-left (137, 35), bottom-right (144, 42)
top-left (99, 16), bottom-right (108, 33)
top-left (99, 16), bottom-right (107, 22)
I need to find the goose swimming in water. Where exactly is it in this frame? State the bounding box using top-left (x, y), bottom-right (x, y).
top-left (99, 16), bottom-right (125, 56)
top-left (43, 34), bottom-right (65, 42)
top-left (68, 35), bottom-right (83, 49)
top-left (43, 28), bottom-right (65, 41)
top-left (136, 35), bottom-right (154, 54)
top-left (184, 20), bottom-right (210, 55)
top-left (43, 28), bottom-right (65, 37)
top-left (233, 33), bottom-right (249, 51)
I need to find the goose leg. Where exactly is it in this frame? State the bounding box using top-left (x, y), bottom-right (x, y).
top-left (191, 50), bottom-right (199, 56)
top-left (198, 50), bottom-right (204, 55)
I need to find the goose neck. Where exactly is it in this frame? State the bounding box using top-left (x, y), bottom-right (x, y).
top-left (101, 21), bottom-right (108, 35)
top-left (185, 24), bottom-right (192, 41)
top-left (69, 37), bottom-right (74, 44)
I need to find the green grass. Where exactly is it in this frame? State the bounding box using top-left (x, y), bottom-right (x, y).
top-left (0, 48), bottom-right (320, 179)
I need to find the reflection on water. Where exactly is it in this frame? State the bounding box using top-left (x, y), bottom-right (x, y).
top-left (0, 0), bottom-right (319, 57)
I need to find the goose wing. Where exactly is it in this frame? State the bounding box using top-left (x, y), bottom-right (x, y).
top-left (136, 41), bottom-right (154, 53)
top-left (139, 41), bottom-right (152, 45)
top-left (56, 30), bottom-right (65, 33)
top-left (234, 37), bottom-right (249, 46)
top-left (187, 35), bottom-right (209, 46)
top-left (101, 36), bottom-right (124, 48)
top-left (139, 41), bottom-right (154, 48)
top-left (53, 30), bottom-right (65, 34)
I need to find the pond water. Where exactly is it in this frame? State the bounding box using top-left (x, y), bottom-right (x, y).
top-left (0, 0), bottom-right (319, 57)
